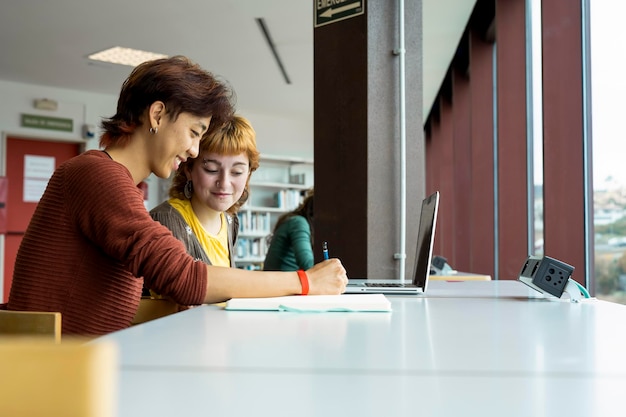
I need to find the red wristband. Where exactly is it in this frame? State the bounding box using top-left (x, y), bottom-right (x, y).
top-left (297, 269), bottom-right (309, 296)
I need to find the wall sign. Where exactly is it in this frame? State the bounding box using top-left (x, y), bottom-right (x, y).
top-left (21, 114), bottom-right (73, 132)
top-left (315, 0), bottom-right (364, 28)
top-left (23, 155), bottom-right (55, 202)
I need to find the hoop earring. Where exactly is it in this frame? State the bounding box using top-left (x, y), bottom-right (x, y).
top-left (237, 188), bottom-right (249, 207)
top-left (149, 127), bottom-right (158, 134)
top-left (184, 180), bottom-right (193, 199)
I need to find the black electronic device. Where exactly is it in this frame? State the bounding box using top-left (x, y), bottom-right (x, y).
top-left (517, 255), bottom-right (590, 302)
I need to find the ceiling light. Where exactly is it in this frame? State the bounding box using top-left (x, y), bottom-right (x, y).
top-left (88, 46), bottom-right (168, 67)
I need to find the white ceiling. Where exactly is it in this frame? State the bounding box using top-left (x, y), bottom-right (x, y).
top-left (423, 0), bottom-right (477, 119)
top-left (0, 0), bottom-right (475, 133)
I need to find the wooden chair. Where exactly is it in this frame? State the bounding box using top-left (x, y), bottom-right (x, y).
top-left (0, 310), bottom-right (62, 343)
top-left (131, 296), bottom-right (180, 325)
top-left (0, 338), bottom-right (118, 417)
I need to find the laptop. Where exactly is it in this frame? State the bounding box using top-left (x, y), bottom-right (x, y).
top-left (344, 191), bottom-right (440, 295)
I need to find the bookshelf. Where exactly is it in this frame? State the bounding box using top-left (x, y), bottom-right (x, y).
top-left (235, 155), bottom-right (314, 270)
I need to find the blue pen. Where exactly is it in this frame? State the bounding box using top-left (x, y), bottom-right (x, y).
top-left (323, 241), bottom-right (329, 260)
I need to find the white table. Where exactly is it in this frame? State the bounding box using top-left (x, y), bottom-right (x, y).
top-left (98, 280), bottom-right (626, 417)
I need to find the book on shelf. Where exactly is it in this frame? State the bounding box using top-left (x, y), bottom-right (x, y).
top-left (275, 189), bottom-right (304, 210)
top-left (238, 264), bottom-right (262, 271)
top-left (289, 173), bottom-right (306, 185)
top-left (235, 237), bottom-right (268, 260)
top-left (237, 211), bottom-right (271, 234)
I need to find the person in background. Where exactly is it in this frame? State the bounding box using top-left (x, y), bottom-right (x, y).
top-left (263, 188), bottom-right (315, 271)
top-left (150, 115), bottom-right (259, 268)
top-left (5, 56), bottom-right (347, 336)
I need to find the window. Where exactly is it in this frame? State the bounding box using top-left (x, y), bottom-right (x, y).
top-left (591, 1), bottom-right (626, 304)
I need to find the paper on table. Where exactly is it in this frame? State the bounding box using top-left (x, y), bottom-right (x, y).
top-left (224, 294), bottom-right (392, 312)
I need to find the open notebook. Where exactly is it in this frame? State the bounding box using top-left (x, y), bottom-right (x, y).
top-left (344, 191), bottom-right (440, 295)
top-left (225, 294), bottom-right (391, 312)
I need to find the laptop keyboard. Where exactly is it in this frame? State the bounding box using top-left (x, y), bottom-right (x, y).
top-left (364, 283), bottom-right (416, 288)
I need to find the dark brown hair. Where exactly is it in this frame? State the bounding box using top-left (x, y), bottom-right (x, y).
top-left (99, 55), bottom-right (235, 148)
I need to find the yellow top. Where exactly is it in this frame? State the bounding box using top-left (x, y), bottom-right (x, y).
top-left (169, 198), bottom-right (230, 267)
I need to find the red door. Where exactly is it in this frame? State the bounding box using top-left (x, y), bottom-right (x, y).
top-left (2, 137), bottom-right (81, 302)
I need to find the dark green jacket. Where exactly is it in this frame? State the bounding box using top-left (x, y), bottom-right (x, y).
top-left (263, 215), bottom-right (314, 271)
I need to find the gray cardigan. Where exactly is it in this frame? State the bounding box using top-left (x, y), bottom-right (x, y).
top-left (150, 201), bottom-right (239, 267)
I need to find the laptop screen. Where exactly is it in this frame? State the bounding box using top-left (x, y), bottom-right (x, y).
top-left (411, 191), bottom-right (440, 291)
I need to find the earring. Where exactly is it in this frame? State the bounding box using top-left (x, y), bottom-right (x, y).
top-left (184, 180), bottom-right (193, 199)
top-left (149, 127), bottom-right (158, 134)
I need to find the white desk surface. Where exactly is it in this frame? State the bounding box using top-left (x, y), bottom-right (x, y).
top-left (98, 280), bottom-right (626, 417)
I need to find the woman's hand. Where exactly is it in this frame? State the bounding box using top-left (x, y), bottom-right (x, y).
top-left (305, 259), bottom-right (348, 295)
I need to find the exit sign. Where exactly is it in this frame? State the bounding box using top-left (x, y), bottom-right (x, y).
top-left (315, 0), bottom-right (365, 28)
top-left (21, 114), bottom-right (73, 132)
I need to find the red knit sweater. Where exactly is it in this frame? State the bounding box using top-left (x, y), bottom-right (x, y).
top-left (8, 150), bottom-right (207, 336)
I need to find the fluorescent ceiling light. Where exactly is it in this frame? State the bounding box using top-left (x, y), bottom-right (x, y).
top-left (88, 46), bottom-right (168, 67)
